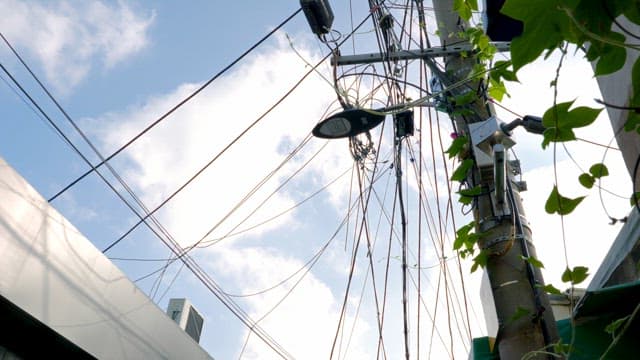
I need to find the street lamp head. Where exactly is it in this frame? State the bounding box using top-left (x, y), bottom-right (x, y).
top-left (312, 108), bottom-right (385, 139)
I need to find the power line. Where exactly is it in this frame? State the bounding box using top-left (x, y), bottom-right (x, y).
top-left (45, 7), bottom-right (303, 202)
top-left (0, 30), bottom-right (190, 294)
top-left (0, 44), bottom-right (295, 360)
top-left (101, 9), bottom-right (376, 254)
top-left (101, 59), bottom-right (316, 253)
top-left (2, 15), bottom-right (305, 360)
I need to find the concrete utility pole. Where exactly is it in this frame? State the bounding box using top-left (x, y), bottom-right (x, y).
top-left (431, 1), bottom-right (560, 358)
top-left (318, 0), bottom-right (560, 356)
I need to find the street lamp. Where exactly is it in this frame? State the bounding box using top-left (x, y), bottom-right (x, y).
top-left (312, 108), bottom-right (386, 139)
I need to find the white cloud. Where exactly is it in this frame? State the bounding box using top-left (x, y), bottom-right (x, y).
top-left (0, 0), bottom-right (154, 91)
top-left (89, 33), bottom-right (357, 249)
top-left (86, 33), bottom-right (401, 358)
top-left (210, 246), bottom-right (372, 359)
top-left (82, 23), bottom-right (633, 360)
top-left (496, 50), bottom-right (633, 288)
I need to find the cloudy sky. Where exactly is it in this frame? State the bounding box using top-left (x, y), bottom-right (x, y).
top-left (0, 1), bottom-right (633, 359)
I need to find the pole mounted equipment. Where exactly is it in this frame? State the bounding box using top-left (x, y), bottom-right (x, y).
top-left (501, 115), bottom-right (545, 135)
top-left (394, 110), bottom-right (414, 139)
top-left (300, 0), bottom-right (335, 35)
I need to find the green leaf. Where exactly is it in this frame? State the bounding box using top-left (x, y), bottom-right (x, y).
top-left (542, 127), bottom-right (577, 149)
top-left (458, 195), bottom-right (473, 205)
top-left (521, 255), bottom-right (544, 269)
top-left (509, 306), bottom-right (530, 322)
top-left (540, 101), bottom-right (602, 148)
top-left (459, 248), bottom-right (475, 259)
top-left (589, 163), bottom-right (609, 178)
top-left (458, 185), bottom-right (483, 205)
top-left (633, 58), bottom-right (640, 96)
top-left (543, 101), bottom-right (602, 129)
top-left (542, 101), bottom-right (573, 128)
top-left (553, 341), bottom-right (572, 355)
top-left (453, 234), bottom-right (465, 251)
top-left (467, 0), bottom-right (478, 11)
top-left (471, 250), bottom-right (488, 273)
top-left (545, 186), bottom-right (585, 215)
top-left (561, 266), bottom-right (589, 285)
top-left (630, 192), bottom-right (640, 207)
top-left (624, 2), bottom-right (640, 24)
top-left (605, 316), bottom-right (630, 336)
top-left (593, 32), bottom-right (627, 76)
top-left (501, 0), bottom-right (571, 72)
top-left (578, 173), bottom-right (595, 189)
top-left (445, 135), bottom-right (467, 159)
top-left (490, 60), bottom-right (518, 82)
top-left (453, 0), bottom-right (472, 21)
top-left (454, 222), bottom-right (476, 251)
top-left (488, 79), bottom-right (508, 102)
top-left (452, 91), bottom-right (477, 107)
top-left (461, 195), bottom-right (476, 206)
top-left (563, 106), bottom-right (603, 128)
top-left (451, 159), bottom-right (474, 182)
top-left (537, 283), bottom-right (562, 295)
top-left (458, 186), bottom-right (483, 197)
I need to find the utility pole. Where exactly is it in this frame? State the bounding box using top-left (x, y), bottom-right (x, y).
top-left (303, 0), bottom-right (560, 357)
top-left (431, 1), bottom-right (560, 359)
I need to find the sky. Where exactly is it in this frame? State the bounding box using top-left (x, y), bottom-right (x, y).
top-left (0, 1), bottom-right (634, 359)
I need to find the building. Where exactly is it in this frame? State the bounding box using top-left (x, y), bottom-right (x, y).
top-left (0, 157), bottom-right (213, 359)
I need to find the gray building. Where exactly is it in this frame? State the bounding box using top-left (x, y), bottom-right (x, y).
top-left (0, 157), bottom-right (212, 359)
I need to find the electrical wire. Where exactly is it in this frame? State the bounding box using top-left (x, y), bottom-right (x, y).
top-left (329, 119), bottom-right (386, 360)
top-left (44, 8), bottom-right (303, 202)
top-left (1, 58), bottom-right (294, 359)
top-left (101, 9), bottom-right (376, 254)
top-left (0, 31), bottom-right (180, 276)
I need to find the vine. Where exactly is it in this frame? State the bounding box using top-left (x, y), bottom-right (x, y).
top-left (449, 0), bottom-right (640, 357)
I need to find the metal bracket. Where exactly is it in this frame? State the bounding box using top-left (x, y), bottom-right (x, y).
top-left (332, 42), bottom-right (511, 66)
top-left (468, 117), bottom-right (515, 168)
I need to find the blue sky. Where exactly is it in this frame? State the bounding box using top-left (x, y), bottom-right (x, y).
top-left (0, 1), bottom-right (634, 359)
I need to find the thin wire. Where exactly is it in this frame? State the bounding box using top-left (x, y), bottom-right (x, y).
top-left (0, 30), bottom-right (179, 273)
top-left (329, 122), bottom-right (385, 360)
top-left (236, 203), bottom-right (356, 359)
top-left (396, 137), bottom-right (411, 360)
top-left (43, 8), bottom-right (303, 202)
top-left (102, 9), bottom-right (375, 254)
top-left (101, 60), bottom-right (318, 253)
top-left (0, 62), bottom-right (178, 260)
top-left (0, 66), bottom-right (290, 355)
top-left (0, 72), bottom-right (62, 140)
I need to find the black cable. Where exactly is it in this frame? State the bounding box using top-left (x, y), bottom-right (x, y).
top-left (102, 7), bottom-right (376, 254)
top-left (44, 8), bottom-right (303, 202)
top-left (101, 60), bottom-right (317, 253)
top-left (196, 137), bottom-right (326, 248)
top-left (395, 136), bottom-right (410, 360)
top-left (1, 60), bottom-right (281, 355)
top-left (506, 179), bottom-right (556, 355)
top-left (602, 1), bottom-right (640, 41)
top-left (1, 12), bottom-right (306, 358)
top-left (1, 31), bottom-right (195, 300)
top-left (0, 30), bottom-right (178, 257)
top-left (0, 72), bottom-right (62, 139)
top-left (130, 165), bottom-right (391, 285)
top-left (6, 81), bottom-right (293, 357)
top-left (0, 62), bottom-right (169, 243)
top-left (329, 120), bottom-right (386, 360)
top-left (633, 152), bottom-right (640, 213)
top-left (337, 71), bottom-right (426, 92)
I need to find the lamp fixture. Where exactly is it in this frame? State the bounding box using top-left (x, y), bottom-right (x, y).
top-left (312, 108), bottom-right (385, 139)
